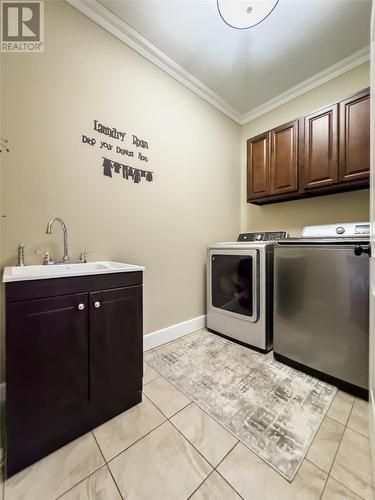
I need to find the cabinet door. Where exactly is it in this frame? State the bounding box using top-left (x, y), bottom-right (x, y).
top-left (304, 104), bottom-right (338, 189)
top-left (90, 286), bottom-right (143, 424)
top-left (339, 89), bottom-right (370, 182)
top-left (270, 120), bottom-right (299, 195)
top-left (247, 132), bottom-right (270, 200)
top-left (6, 293), bottom-right (90, 475)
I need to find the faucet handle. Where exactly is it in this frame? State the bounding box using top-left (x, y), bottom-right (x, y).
top-left (79, 250), bottom-right (93, 263)
top-left (35, 248), bottom-right (54, 265)
top-left (17, 243), bottom-right (25, 267)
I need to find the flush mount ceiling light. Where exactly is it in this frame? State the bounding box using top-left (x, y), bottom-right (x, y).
top-left (217, 0), bottom-right (279, 29)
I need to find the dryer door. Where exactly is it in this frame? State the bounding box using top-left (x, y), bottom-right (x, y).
top-left (208, 249), bottom-right (259, 323)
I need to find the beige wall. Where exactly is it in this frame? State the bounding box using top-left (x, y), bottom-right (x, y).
top-left (0, 1), bottom-right (240, 337)
top-left (241, 63), bottom-right (370, 237)
top-left (0, 1), bottom-right (370, 347)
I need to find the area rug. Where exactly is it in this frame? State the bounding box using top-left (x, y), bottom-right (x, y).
top-left (147, 330), bottom-right (336, 481)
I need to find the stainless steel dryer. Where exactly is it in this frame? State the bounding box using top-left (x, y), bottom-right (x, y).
top-left (207, 231), bottom-right (288, 352)
top-left (273, 222), bottom-right (370, 398)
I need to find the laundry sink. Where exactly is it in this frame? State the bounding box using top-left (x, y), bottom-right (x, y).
top-left (3, 261), bottom-right (145, 282)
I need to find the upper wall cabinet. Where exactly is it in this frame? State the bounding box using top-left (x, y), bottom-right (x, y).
top-left (247, 132), bottom-right (270, 199)
top-left (247, 120), bottom-right (298, 201)
top-left (339, 89), bottom-right (370, 183)
top-left (247, 88), bottom-right (370, 205)
top-left (303, 104), bottom-right (338, 190)
top-left (270, 120), bottom-right (299, 195)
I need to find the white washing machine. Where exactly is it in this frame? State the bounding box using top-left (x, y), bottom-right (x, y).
top-left (207, 231), bottom-right (289, 352)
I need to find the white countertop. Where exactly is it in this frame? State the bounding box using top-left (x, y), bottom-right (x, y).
top-left (3, 261), bottom-right (145, 283)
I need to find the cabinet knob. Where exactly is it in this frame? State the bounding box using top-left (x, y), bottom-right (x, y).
top-left (77, 303), bottom-right (85, 311)
top-left (94, 301), bottom-right (101, 309)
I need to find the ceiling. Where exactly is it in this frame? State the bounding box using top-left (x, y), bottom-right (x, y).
top-left (74, 0), bottom-right (371, 123)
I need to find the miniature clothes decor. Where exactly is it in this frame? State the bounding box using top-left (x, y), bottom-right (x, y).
top-left (102, 157), bottom-right (153, 184)
top-left (102, 157), bottom-right (113, 178)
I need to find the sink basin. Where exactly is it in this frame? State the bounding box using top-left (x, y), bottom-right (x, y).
top-left (3, 261), bottom-right (145, 282)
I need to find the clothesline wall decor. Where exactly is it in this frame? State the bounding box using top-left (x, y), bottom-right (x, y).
top-left (102, 157), bottom-right (153, 183)
top-left (81, 119), bottom-right (154, 184)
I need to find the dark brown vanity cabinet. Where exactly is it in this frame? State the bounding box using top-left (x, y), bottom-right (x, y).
top-left (90, 286), bottom-right (143, 426)
top-left (247, 88), bottom-right (370, 205)
top-left (5, 272), bottom-right (143, 477)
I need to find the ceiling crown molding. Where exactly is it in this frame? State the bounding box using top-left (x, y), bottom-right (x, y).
top-left (66, 0), bottom-right (243, 124)
top-left (67, 0), bottom-right (369, 126)
top-left (240, 45), bottom-right (370, 125)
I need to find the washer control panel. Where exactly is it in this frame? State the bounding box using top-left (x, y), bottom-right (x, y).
top-left (237, 231), bottom-right (289, 242)
top-left (355, 224), bottom-right (370, 235)
top-left (302, 222), bottom-right (370, 239)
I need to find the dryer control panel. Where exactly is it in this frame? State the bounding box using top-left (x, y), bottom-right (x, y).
top-left (237, 231), bottom-right (289, 242)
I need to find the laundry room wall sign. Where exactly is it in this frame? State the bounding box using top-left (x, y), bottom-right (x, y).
top-left (81, 120), bottom-right (153, 184)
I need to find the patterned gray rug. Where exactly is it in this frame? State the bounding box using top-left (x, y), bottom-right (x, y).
top-left (147, 330), bottom-right (336, 481)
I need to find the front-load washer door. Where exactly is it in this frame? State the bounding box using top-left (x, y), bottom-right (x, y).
top-left (208, 249), bottom-right (259, 323)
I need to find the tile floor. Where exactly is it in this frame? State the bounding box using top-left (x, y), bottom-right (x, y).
top-left (1, 330), bottom-right (374, 500)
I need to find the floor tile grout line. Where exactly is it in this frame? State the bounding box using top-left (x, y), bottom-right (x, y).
top-left (345, 398), bottom-right (370, 438)
top-left (54, 463), bottom-right (107, 500)
top-left (318, 465), bottom-right (330, 500)
top-left (326, 445), bottom-right (368, 498)
top-left (213, 446), bottom-right (246, 500)
top-left (305, 411), bottom-right (342, 462)
top-left (166, 403), bottom-right (245, 498)
top-left (212, 440), bottom-right (240, 472)
top-left (91, 432), bottom-right (125, 500)
top-left (104, 418), bottom-right (167, 465)
top-left (147, 372), bottom-right (240, 464)
top-left (143, 372), bottom-right (160, 385)
top-left (99, 389), bottom-right (217, 500)
top-left (304, 457), bottom-right (330, 477)
top-left (104, 463), bottom-right (125, 500)
top-left (165, 399), bottom-right (244, 500)
top-left (185, 467), bottom-right (245, 500)
top-left (144, 362), bottom-right (245, 449)
top-left (169, 401), bottom-right (194, 419)
top-left (327, 398), bottom-right (355, 477)
top-left (214, 469), bottom-right (246, 500)
top-left (145, 345), bottom-right (337, 490)
top-left (143, 379), bottom-right (192, 420)
top-left (327, 393), bottom-right (355, 427)
top-left (168, 415), bottom-right (217, 468)
top-left (306, 389), bottom-right (357, 496)
top-left (146, 385), bottom-right (246, 497)
top-left (91, 394), bottom-right (168, 465)
top-left (170, 412), bottom-right (239, 472)
top-left (345, 424), bottom-right (369, 439)
top-left (323, 397), bottom-right (369, 500)
top-left (185, 469), bottom-right (216, 500)
top-left (304, 410), bottom-right (346, 480)
top-left (91, 431), bottom-right (107, 463)
top-left (323, 474), bottom-right (366, 500)
top-left (149, 351), bottom-right (367, 499)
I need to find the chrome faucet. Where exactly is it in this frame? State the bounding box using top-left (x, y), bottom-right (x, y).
top-left (17, 243), bottom-right (25, 266)
top-left (46, 217), bottom-right (70, 262)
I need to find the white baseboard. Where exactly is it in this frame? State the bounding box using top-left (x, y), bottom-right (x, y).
top-left (143, 315), bottom-right (206, 351)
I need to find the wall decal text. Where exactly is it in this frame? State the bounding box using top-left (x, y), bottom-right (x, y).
top-left (94, 120), bottom-right (126, 141)
top-left (81, 120), bottom-right (153, 185)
